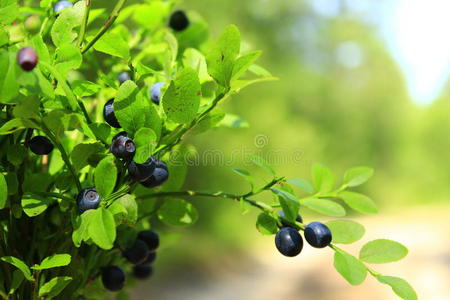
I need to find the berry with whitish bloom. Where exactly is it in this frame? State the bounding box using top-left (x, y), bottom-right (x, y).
top-left (17, 47), bottom-right (38, 72)
top-left (111, 132), bottom-right (135, 160)
top-left (128, 157), bottom-right (156, 182)
top-left (76, 188), bottom-right (101, 213)
top-left (53, 0), bottom-right (73, 14)
top-left (150, 82), bottom-right (164, 105)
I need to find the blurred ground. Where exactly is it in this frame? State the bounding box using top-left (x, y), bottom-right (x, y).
top-left (131, 204), bottom-right (450, 300)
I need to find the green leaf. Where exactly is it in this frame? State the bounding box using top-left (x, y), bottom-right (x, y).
top-left (0, 119), bottom-right (27, 135)
top-left (359, 239), bottom-right (408, 264)
top-left (39, 276), bottom-right (72, 299)
top-left (32, 254), bottom-right (71, 270)
top-left (158, 198), bottom-right (198, 227)
top-left (287, 178), bottom-right (314, 194)
top-left (300, 198), bottom-right (346, 217)
top-left (70, 142), bottom-right (104, 171)
top-left (218, 113), bottom-right (249, 128)
top-left (72, 210), bottom-right (94, 247)
top-left (338, 191), bottom-right (378, 214)
top-left (9, 270), bottom-right (24, 295)
top-left (162, 67), bottom-right (201, 124)
top-left (183, 48), bottom-right (211, 83)
top-left (72, 80), bottom-right (101, 97)
top-left (114, 81), bottom-right (144, 135)
top-left (256, 213), bottom-right (278, 235)
top-left (94, 156), bottom-right (117, 198)
top-left (108, 194), bottom-right (138, 225)
top-left (133, 128), bottom-right (157, 164)
top-left (232, 51), bottom-right (261, 80)
top-left (206, 24), bottom-right (240, 87)
top-left (0, 173), bottom-right (7, 209)
top-left (333, 251), bottom-right (367, 286)
top-left (51, 0), bottom-right (85, 47)
top-left (326, 220), bottom-right (365, 244)
top-left (31, 35), bottom-right (51, 64)
top-left (93, 31), bottom-right (129, 59)
top-left (0, 51), bottom-right (19, 104)
top-left (0, 0), bottom-right (18, 25)
top-left (312, 163), bottom-right (335, 193)
top-left (54, 44), bottom-right (82, 77)
top-left (21, 193), bottom-right (52, 217)
top-left (190, 109), bottom-right (225, 135)
top-left (343, 167), bottom-right (374, 187)
top-left (161, 144), bottom-right (192, 191)
top-left (271, 188), bottom-right (300, 222)
top-left (1, 256), bottom-right (33, 281)
top-left (88, 208), bottom-right (116, 250)
top-left (377, 276), bottom-right (418, 300)
top-left (249, 154), bottom-right (276, 176)
top-left (232, 168), bottom-right (254, 190)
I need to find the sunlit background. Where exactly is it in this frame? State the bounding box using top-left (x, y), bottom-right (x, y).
top-left (125, 0), bottom-right (450, 299)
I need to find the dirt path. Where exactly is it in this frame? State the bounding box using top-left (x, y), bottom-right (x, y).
top-left (131, 205), bottom-right (450, 300)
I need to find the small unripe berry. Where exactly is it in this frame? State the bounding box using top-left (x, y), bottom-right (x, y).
top-left (138, 230), bottom-right (159, 252)
top-left (123, 239), bottom-right (149, 265)
top-left (102, 266), bottom-right (125, 291)
top-left (111, 132), bottom-right (135, 160)
top-left (76, 188), bottom-right (101, 213)
top-left (133, 265), bottom-right (153, 280)
top-left (103, 99), bottom-right (121, 128)
top-left (27, 136), bottom-right (53, 155)
top-left (24, 15), bottom-right (41, 33)
top-left (304, 222), bottom-right (332, 248)
top-left (17, 47), bottom-right (38, 72)
top-left (275, 227), bottom-right (303, 257)
top-left (169, 10), bottom-right (189, 32)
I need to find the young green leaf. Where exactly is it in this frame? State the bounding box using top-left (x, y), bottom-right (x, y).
top-left (272, 188), bottom-right (300, 222)
top-left (21, 193), bottom-right (52, 217)
top-left (0, 0), bottom-right (18, 25)
top-left (93, 32), bottom-right (129, 59)
top-left (288, 178), bottom-right (314, 194)
top-left (162, 67), bottom-right (201, 124)
top-left (108, 194), bottom-right (138, 225)
top-left (232, 50), bottom-right (261, 80)
top-left (88, 208), bottom-right (116, 250)
top-left (377, 276), bottom-right (418, 300)
top-left (71, 142), bottom-right (104, 171)
top-left (133, 128), bottom-right (157, 164)
top-left (51, 1), bottom-right (85, 47)
top-left (232, 168), bottom-right (254, 190)
top-left (206, 24), bottom-right (241, 87)
top-left (300, 198), bottom-right (346, 217)
top-left (72, 80), bottom-right (101, 97)
top-left (72, 210), bottom-right (95, 247)
top-left (256, 213), bottom-right (278, 235)
top-left (157, 198), bottom-right (198, 226)
top-left (359, 239), bottom-right (408, 264)
top-left (343, 167), bottom-right (374, 187)
top-left (114, 81), bottom-right (147, 136)
top-left (9, 270), bottom-right (24, 295)
top-left (312, 163), bottom-right (335, 193)
top-left (94, 156), bottom-right (117, 198)
top-left (1, 256), bottom-right (33, 281)
top-left (326, 220), bottom-right (365, 244)
top-left (333, 251), bottom-right (367, 286)
top-left (0, 173), bottom-right (7, 209)
top-left (54, 44), bottom-right (82, 77)
top-left (0, 51), bottom-right (19, 104)
top-left (248, 154), bottom-right (276, 176)
top-left (338, 191), bottom-right (378, 214)
top-left (32, 254), bottom-right (71, 270)
top-left (39, 276), bottom-right (73, 299)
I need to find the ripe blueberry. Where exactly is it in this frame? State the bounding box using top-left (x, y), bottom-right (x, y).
top-left (27, 136), bottom-right (53, 155)
top-left (275, 227), bottom-right (303, 257)
top-left (133, 265), bottom-right (153, 280)
top-left (101, 266), bottom-right (125, 292)
top-left (141, 252), bottom-right (156, 265)
top-left (304, 222), bottom-right (332, 248)
top-left (103, 99), bottom-right (121, 128)
top-left (76, 188), bottom-right (101, 213)
top-left (123, 239), bottom-right (149, 265)
top-left (53, 0), bottom-right (73, 14)
top-left (140, 160), bottom-right (169, 188)
top-left (111, 132), bottom-right (135, 160)
top-left (278, 210), bottom-right (303, 227)
top-left (17, 47), bottom-right (38, 72)
top-left (128, 157), bottom-right (156, 182)
top-left (169, 10), bottom-right (189, 32)
top-left (138, 230), bottom-right (159, 252)
top-left (150, 82), bottom-right (164, 105)
top-left (118, 72), bottom-right (131, 84)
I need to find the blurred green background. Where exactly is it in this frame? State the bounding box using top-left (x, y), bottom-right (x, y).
top-left (122, 0), bottom-right (449, 299)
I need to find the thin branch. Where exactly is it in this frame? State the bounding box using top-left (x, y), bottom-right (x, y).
top-left (77, 0), bottom-right (91, 48)
top-left (81, 0), bottom-right (128, 54)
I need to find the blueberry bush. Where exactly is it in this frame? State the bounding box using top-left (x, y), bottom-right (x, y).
top-left (0, 0), bottom-right (418, 299)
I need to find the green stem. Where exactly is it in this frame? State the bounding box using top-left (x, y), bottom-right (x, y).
top-left (32, 192), bottom-right (74, 203)
top-left (32, 271), bottom-right (40, 300)
top-left (77, 0), bottom-right (91, 48)
top-left (81, 0), bottom-right (128, 54)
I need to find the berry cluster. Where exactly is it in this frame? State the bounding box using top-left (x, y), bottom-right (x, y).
top-left (102, 230), bottom-right (159, 291)
top-left (275, 212), bottom-right (332, 257)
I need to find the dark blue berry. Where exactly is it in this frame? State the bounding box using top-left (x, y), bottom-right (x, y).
top-left (133, 265), bottom-right (153, 280)
top-left (118, 72), bottom-right (131, 84)
top-left (138, 230), bottom-right (159, 252)
top-left (278, 210), bottom-right (303, 227)
top-left (111, 132), bottom-right (135, 160)
top-left (102, 266), bottom-right (125, 291)
top-left (76, 188), bottom-right (101, 213)
top-left (141, 251), bottom-right (156, 265)
top-left (28, 136), bottom-right (53, 155)
top-left (17, 47), bottom-right (38, 72)
top-left (304, 222), bottom-right (332, 248)
top-left (128, 157), bottom-right (156, 182)
top-left (150, 82), bottom-right (164, 104)
top-left (53, 0), bottom-right (73, 14)
top-left (275, 227), bottom-right (303, 257)
top-left (103, 99), bottom-right (121, 128)
top-left (123, 239), bottom-right (149, 265)
top-left (169, 10), bottom-right (189, 32)
top-left (140, 160), bottom-right (169, 188)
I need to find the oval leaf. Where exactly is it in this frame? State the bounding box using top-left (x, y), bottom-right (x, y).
top-left (39, 276), bottom-right (72, 299)
top-left (377, 276), bottom-right (418, 300)
top-left (359, 239), bottom-right (408, 264)
top-left (301, 198), bottom-right (346, 217)
top-left (1, 256), bottom-right (33, 281)
top-left (312, 163), bottom-right (334, 193)
top-left (338, 191), bottom-right (378, 214)
top-left (343, 167), bottom-right (374, 187)
top-left (94, 156), bottom-right (117, 198)
top-left (256, 213), bottom-right (278, 235)
top-left (21, 193), bottom-right (51, 217)
top-left (0, 173), bottom-right (7, 209)
top-left (326, 220), bottom-right (365, 244)
top-left (158, 198), bottom-right (198, 226)
top-left (32, 254), bottom-right (71, 270)
top-left (333, 251), bottom-right (367, 286)
top-left (88, 208), bottom-right (116, 250)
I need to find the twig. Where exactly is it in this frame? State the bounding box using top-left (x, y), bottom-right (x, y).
top-left (77, 0), bottom-right (91, 48)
